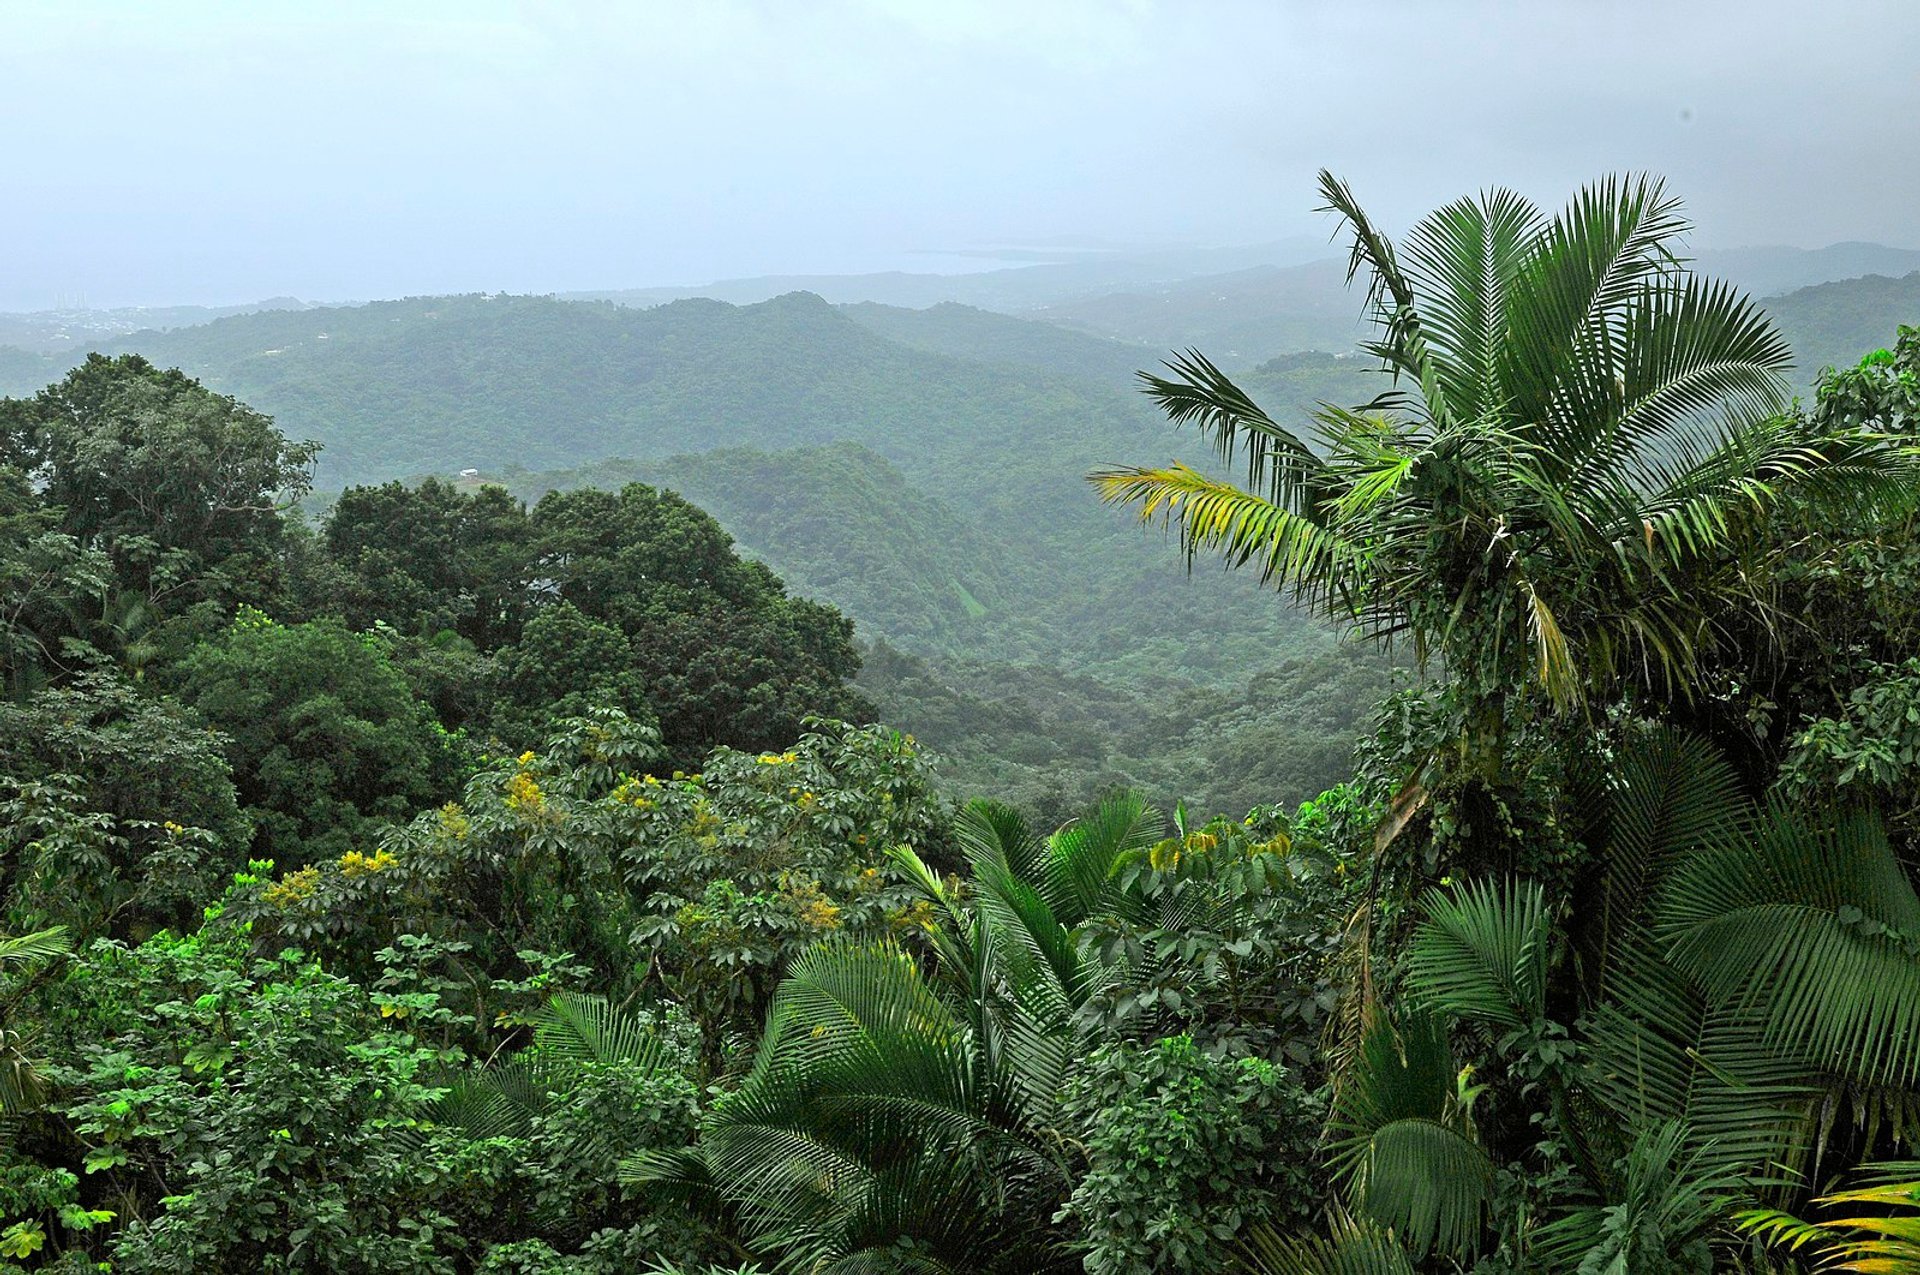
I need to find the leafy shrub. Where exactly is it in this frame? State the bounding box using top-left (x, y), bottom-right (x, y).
top-left (1059, 1035), bottom-right (1321, 1275)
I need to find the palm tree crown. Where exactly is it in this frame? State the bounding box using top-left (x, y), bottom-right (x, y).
top-left (1095, 171), bottom-right (1915, 708)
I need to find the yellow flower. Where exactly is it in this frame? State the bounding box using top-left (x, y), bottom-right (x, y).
top-left (338, 848), bottom-right (398, 878)
top-left (262, 865), bottom-right (321, 907)
top-left (886, 899), bottom-right (937, 933)
top-left (504, 771), bottom-right (545, 813)
top-left (798, 896), bottom-right (842, 930)
top-left (517, 750), bottom-right (537, 766)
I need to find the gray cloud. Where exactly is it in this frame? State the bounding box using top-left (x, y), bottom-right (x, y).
top-left (2, 0), bottom-right (1914, 308)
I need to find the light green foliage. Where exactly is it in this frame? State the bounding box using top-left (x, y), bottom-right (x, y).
top-left (1060, 1036), bottom-right (1319, 1275)
top-left (42, 926), bottom-right (462, 1272)
top-left (168, 609), bottom-right (464, 866)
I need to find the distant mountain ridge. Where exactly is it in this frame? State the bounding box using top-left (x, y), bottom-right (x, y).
top-left (1699, 242), bottom-right (1920, 299)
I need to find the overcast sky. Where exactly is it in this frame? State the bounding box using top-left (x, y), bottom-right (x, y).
top-left (3, 0), bottom-right (1915, 310)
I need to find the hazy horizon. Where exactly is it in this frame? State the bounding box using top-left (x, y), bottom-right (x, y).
top-left (5, 0), bottom-right (1918, 311)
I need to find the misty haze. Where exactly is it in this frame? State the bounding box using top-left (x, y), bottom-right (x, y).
top-left (3, 4), bottom-right (1918, 1272)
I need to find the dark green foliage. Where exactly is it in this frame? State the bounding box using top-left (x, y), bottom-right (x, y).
top-left (529, 483), bottom-right (870, 768)
top-left (487, 602), bottom-right (653, 746)
top-left (321, 477), bottom-right (535, 647)
top-left (0, 353), bottom-right (315, 620)
top-left (167, 610), bottom-right (462, 866)
top-left (0, 671), bottom-right (247, 935)
top-left (312, 474), bottom-right (874, 769)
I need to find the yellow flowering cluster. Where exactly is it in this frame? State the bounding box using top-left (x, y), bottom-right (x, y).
top-left (798, 896), bottom-right (842, 930)
top-left (783, 876), bottom-right (843, 931)
top-left (338, 848), bottom-right (398, 878)
top-left (162, 820), bottom-right (187, 837)
top-left (262, 865), bottom-right (321, 907)
top-left (757, 751), bottom-right (798, 766)
top-left (504, 770), bottom-right (545, 813)
top-left (886, 898), bottom-right (937, 933)
top-left (611, 778), bottom-right (657, 811)
top-left (856, 866), bottom-right (884, 893)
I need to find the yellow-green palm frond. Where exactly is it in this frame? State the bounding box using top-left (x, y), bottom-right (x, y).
top-left (1090, 464), bottom-right (1355, 613)
top-left (1740, 1163), bottom-right (1920, 1273)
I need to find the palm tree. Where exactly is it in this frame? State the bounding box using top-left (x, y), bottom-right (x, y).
top-left (1094, 172), bottom-right (1916, 713)
top-left (1, 925), bottom-right (72, 1116)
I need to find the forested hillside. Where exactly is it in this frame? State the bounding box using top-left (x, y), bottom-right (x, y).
top-left (70, 290), bottom-right (1393, 810)
top-left (1767, 270), bottom-right (1920, 381)
top-left (7, 171), bottom-right (1920, 1273)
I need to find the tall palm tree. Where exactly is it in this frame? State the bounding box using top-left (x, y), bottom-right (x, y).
top-left (1094, 172), bottom-right (1916, 711)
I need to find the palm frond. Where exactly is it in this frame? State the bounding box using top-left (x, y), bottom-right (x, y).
top-left (1533, 1118), bottom-right (1752, 1274)
top-left (1137, 348), bottom-right (1331, 510)
top-left (536, 991), bottom-right (671, 1072)
top-left (1659, 803), bottom-right (1920, 1090)
top-left (1236, 1214), bottom-right (1417, 1275)
top-left (0, 925), bottom-right (71, 968)
top-left (1578, 726), bottom-right (1747, 996)
top-left (1397, 186), bottom-right (1542, 424)
top-left (1405, 878), bottom-right (1551, 1030)
top-left (1090, 464), bottom-right (1355, 613)
top-left (1329, 1012), bottom-right (1493, 1257)
top-left (1040, 788), bottom-right (1162, 927)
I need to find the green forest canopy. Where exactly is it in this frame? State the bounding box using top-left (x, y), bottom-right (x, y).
top-left (1, 171), bottom-right (1920, 1272)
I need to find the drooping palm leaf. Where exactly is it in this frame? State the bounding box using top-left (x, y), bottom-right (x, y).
top-left (1328, 1012), bottom-right (1493, 1258)
top-left (1236, 1214), bottom-right (1417, 1275)
top-left (1740, 1160), bottom-right (1920, 1274)
top-left (654, 942), bottom-right (1070, 1274)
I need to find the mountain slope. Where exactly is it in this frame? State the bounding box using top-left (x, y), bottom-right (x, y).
top-left (1700, 242), bottom-right (1920, 299)
top-left (1032, 258), bottom-right (1362, 364)
top-left (1764, 271), bottom-right (1920, 380)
